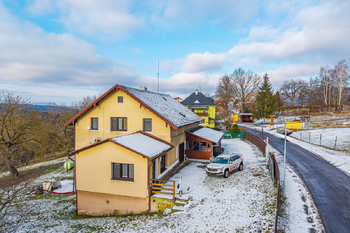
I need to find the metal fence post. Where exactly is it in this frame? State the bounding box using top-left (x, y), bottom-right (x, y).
top-left (266, 137), bottom-right (269, 167)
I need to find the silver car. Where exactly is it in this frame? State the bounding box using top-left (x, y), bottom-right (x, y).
top-left (206, 154), bottom-right (244, 178)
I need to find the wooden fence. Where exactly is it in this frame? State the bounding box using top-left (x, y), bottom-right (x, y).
top-left (244, 131), bottom-right (281, 233)
top-left (244, 131), bottom-right (266, 153)
top-left (269, 152), bottom-right (281, 233)
top-left (150, 179), bottom-right (175, 199)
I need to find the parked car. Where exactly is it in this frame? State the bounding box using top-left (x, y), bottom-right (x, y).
top-left (206, 154), bottom-right (243, 178)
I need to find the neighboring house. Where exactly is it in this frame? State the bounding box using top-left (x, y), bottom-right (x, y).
top-left (240, 113), bottom-right (253, 123)
top-left (65, 84), bottom-right (202, 216)
top-left (246, 92), bottom-right (258, 111)
top-left (185, 126), bottom-right (224, 160)
top-left (174, 97), bottom-right (183, 103)
top-left (214, 99), bottom-right (223, 113)
top-left (182, 89), bottom-right (216, 128)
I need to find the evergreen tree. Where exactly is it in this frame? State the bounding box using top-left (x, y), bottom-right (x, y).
top-left (275, 91), bottom-right (283, 108)
top-left (255, 73), bottom-right (277, 123)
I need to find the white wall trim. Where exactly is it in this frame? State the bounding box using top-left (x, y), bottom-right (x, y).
top-left (158, 160), bottom-right (179, 180)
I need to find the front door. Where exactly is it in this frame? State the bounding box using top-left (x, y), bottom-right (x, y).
top-left (152, 160), bottom-right (156, 179)
top-left (179, 142), bottom-right (185, 163)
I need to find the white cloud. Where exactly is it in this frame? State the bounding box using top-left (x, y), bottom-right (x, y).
top-left (0, 3), bottom-right (140, 87)
top-left (139, 72), bottom-right (221, 95)
top-left (181, 52), bottom-right (227, 73)
top-left (26, 0), bottom-right (145, 40)
top-left (177, 0), bottom-right (350, 78)
top-left (263, 64), bottom-right (320, 87)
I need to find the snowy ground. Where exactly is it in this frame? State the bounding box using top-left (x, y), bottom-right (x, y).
top-left (247, 123), bottom-right (350, 176)
top-left (268, 146), bottom-right (324, 232)
top-left (290, 128), bottom-right (350, 151)
top-left (1, 138), bottom-right (324, 232)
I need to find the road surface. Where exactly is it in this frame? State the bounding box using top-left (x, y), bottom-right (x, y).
top-left (244, 127), bottom-right (350, 233)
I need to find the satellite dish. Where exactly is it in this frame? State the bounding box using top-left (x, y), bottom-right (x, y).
top-left (92, 136), bottom-right (95, 143)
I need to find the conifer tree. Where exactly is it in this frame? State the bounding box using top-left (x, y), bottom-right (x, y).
top-left (255, 73), bottom-right (277, 123)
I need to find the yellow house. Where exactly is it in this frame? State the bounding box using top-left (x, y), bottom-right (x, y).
top-left (182, 89), bottom-right (216, 128)
top-left (65, 84), bottom-right (202, 216)
top-left (231, 113), bottom-right (239, 123)
top-left (69, 131), bottom-right (173, 216)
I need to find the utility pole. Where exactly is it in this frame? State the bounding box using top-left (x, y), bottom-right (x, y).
top-left (157, 59), bottom-right (159, 94)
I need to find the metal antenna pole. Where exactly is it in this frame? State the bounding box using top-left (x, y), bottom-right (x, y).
top-left (283, 120), bottom-right (287, 195)
top-left (157, 59), bottom-right (159, 94)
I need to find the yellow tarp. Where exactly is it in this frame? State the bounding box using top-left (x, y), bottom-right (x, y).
top-left (286, 121), bottom-right (302, 130)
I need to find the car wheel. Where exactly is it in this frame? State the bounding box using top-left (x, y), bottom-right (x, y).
top-left (224, 169), bottom-right (229, 178)
top-left (239, 163), bottom-right (243, 171)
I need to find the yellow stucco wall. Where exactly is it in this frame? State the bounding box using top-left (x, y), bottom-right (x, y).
top-left (208, 106), bottom-right (215, 119)
top-left (232, 114), bottom-right (239, 123)
top-left (74, 89), bottom-right (171, 149)
top-left (75, 141), bottom-right (149, 198)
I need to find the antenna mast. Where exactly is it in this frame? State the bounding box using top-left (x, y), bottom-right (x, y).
top-left (157, 59), bottom-right (159, 94)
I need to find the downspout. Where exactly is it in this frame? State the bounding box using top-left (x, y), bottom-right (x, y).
top-left (148, 160), bottom-right (152, 212)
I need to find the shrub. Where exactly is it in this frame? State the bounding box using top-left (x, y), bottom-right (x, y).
top-left (230, 124), bottom-right (240, 133)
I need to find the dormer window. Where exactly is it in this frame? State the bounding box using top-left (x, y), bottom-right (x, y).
top-left (118, 96), bottom-right (123, 103)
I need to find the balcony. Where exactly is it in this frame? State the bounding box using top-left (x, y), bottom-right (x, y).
top-left (196, 112), bottom-right (208, 117)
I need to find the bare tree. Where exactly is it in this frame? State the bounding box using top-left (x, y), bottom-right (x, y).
top-left (279, 79), bottom-right (306, 107)
top-left (204, 92), bottom-right (212, 98)
top-left (0, 92), bottom-right (39, 178)
top-left (0, 170), bottom-right (37, 231)
top-left (333, 60), bottom-right (349, 105)
top-left (319, 66), bottom-right (334, 105)
top-left (216, 74), bottom-right (235, 130)
top-left (231, 68), bottom-right (261, 112)
top-left (72, 95), bottom-right (97, 111)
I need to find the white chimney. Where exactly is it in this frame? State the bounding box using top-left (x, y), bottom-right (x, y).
top-left (195, 89), bottom-right (198, 95)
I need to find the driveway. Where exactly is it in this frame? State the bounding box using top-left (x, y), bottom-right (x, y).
top-left (244, 127), bottom-right (350, 233)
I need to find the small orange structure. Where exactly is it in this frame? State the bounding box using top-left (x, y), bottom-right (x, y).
top-left (269, 115), bottom-right (274, 129)
top-left (286, 121), bottom-right (302, 130)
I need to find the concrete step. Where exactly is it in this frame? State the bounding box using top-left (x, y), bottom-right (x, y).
top-left (172, 205), bottom-right (184, 212)
top-left (175, 195), bottom-right (190, 201)
top-left (175, 200), bottom-right (187, 205)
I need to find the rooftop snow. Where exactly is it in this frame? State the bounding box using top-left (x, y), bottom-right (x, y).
top-left (112, 133), bottom-right (172, 158)
top-left (186, 126), bottom-right (224, 144)
top-left (122, 86), bottom-right (202, 128)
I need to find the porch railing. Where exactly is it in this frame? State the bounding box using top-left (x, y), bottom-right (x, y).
top-left (150, 179), bottom-right (175, 199)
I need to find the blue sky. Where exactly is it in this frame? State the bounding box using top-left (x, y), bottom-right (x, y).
top-left (0, 0), bottom-right (349, 105)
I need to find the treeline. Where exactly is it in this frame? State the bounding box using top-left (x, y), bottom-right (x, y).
top-left (279, 60), bottom-right (350, 107)
top-left (215, 60), bottom-right (349, 128)
top-left (0, 92), bottom-right (96, 178)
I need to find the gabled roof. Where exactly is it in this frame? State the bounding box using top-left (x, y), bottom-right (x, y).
top-left (182, 91), bottom-right (215, 106)
top-left (65, 84), bottom-right (202, 129)
top-left (186, 126), bottom-right (224, 144)
top-left (69, 131), bottom-right (173, 160)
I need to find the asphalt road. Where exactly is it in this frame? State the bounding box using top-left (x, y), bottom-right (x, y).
top-left (244, 127), bottom-right (350, 233)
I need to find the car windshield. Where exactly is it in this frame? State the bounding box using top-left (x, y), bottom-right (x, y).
top-left (213, 157), bottom-right (229, 164)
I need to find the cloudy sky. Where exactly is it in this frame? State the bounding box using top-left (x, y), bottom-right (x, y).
top-left (0, 0), bottom-right (349, 105)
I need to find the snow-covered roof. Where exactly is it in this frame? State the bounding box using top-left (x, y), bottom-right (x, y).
top-left (122, 86), bottom-right (202, 128)
top-left (186, 126), bottom-right (224, 144)
top-left (112, 133), bottom-right (172, 158)
top-left (69, 132), bottom-right (173, 159)
top-left (65, 84), bottom-right (202, 129)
